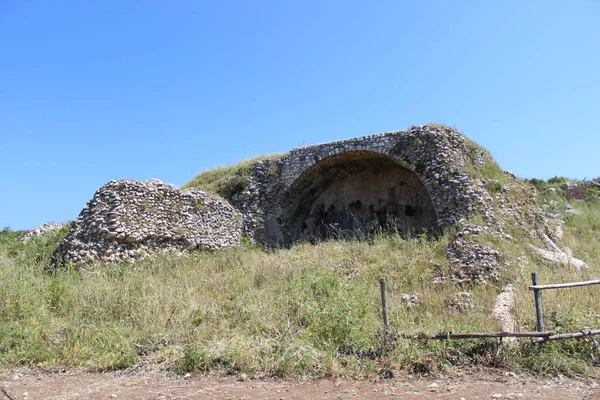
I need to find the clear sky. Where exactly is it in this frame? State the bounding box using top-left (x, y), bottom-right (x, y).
top-left (1, 1), bottom-right (599, 230)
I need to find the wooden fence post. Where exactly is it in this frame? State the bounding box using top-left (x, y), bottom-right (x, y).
top-left (379, 277), bottom-right (389, 328)
top-left (531, 272), bottom-right (544, 332)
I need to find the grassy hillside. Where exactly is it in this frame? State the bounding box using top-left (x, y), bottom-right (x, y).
top-left (1, 174), bottom-right (600, 377)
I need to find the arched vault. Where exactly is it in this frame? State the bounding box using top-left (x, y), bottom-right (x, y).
top-left (277, 150), bottom-right (439, 244)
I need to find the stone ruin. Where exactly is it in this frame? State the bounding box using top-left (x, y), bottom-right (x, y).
top-left (235, 125), bottom-right (482, 246)
top-left (18, 222), bottom-right (66, 242)
top-left (55, 124), bottom-right (585, 281)
top-left (55, 179), bottom-right (241, 266)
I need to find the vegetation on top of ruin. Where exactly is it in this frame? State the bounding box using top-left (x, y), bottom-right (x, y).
top-left (182, 153), bottom-right (286, 200)
top-left (183, 125), bottom-right (511, 202)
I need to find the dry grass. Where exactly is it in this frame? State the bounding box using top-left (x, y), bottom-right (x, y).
top-left (1, 176), bottom-right (599, 377)
top-left (182, 154), bottom-right (286, 199)
top-left (0, 229), bottom-right (508, 376)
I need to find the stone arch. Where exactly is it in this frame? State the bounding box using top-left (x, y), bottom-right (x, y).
top-left (276, 150), bottom-right (439, 245)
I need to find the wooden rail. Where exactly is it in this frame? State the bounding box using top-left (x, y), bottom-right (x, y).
top-left (529, 273), bottom-right (600, 334)
top-left (529, 279), bottom-right (600, 291)
top-left (533, 329), bottom-right (600, 343)
top-left (377, 273), bottom-right (600, 344)
top-left (403, 331), bottom-right (554, 340)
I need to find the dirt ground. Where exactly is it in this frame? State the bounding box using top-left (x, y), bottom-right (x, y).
top-left (1, 369), bottom-right (599, 400)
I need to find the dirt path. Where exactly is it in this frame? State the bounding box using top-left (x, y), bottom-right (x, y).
top-left (1, 369), bottom-right (599, 400)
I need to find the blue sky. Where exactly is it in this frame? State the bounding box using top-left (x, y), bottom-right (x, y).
top-left (2, 0), bottom-right (599, 230)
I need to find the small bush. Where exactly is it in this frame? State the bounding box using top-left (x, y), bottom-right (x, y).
top-left (548, 176), bottom-right (569, 185)
top-left (530, 176), bottom-right (570, 192)
top-left (586, 187), bottom-right (599, 202)
top-left (485, 181), bottom-right (503, 194)
top-left (0, 227), bottom-right (22, 247)
top-left (218, 175), bottom-right (248, 200)
top-left (177, 344), bottom-right (213, 373)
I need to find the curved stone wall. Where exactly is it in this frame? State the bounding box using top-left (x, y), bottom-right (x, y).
top-left (278, 151), bottom-right (438, 244)
top-left (255, 125), bottom-right (485, 246)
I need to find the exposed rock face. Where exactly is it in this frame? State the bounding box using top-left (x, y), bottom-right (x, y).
top-left (447, 236), bottom-right (501, 284)
top-left (445, 292), bottom-right (476, 313)
top-left (492, 284), bottom-right (517, 344)
top-left (18, 222), bottom-right (66, 242)
top-left (228, 159), bottom-right (283, 241)
top-left (55, 179), bottom-right (241, 266)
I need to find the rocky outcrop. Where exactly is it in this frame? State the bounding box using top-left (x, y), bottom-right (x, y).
top-left (55, 179), bottom-right (241, 266)
top-left (531, 246), bottom-right (588, 270)
top-left (228, 159), bottom-right (284, 242)
top-left (18, 222), bottom-right (66, 242)
top-left (445, 292), bottom-right (476, 313)
top-left (492, 284), bottom-right (517, 344)
top-left (446, 235), bottom-right (501, 284)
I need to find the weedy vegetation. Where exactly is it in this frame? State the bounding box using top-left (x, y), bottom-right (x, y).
top-left (1, 175), bottom-right (600, 377)
top-left (182, 154), bottom-right (286, 200)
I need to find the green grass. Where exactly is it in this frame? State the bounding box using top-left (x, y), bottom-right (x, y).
top-left (182, 154), bottom-right (286, 200)
top-left (2, 175), bottom-right (600, 377)
top-left (462, 139), bottom-right (516, 186)
top-left (1, 228), bottom-right (514, 376)
top-left (0, 224), bottom-right (70, 264)
top-left (505, 179), bottom-right (600, 375)
top-left (2, 221), bottom-right (599, 377)
top-left (529, 176), bottom-right (570, 192)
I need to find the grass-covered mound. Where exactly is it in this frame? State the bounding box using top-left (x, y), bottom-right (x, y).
top-left (1, 178), bottom-right (600, 377)
top-left (182, 154), bottom-right (285, 200)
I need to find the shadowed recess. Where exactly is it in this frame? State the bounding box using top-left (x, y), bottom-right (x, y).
top-left (278, 151), bottom-right (439, 245)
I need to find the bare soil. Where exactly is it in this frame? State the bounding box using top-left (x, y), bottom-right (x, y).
top-left (2, 369), bottom-right (600, 400)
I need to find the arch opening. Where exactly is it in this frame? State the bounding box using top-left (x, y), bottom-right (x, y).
top-left (279, 151), bottom-right (439, 245)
